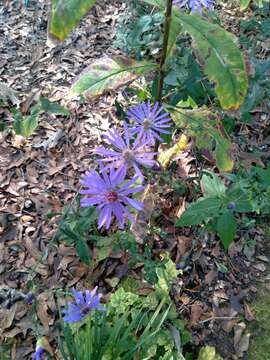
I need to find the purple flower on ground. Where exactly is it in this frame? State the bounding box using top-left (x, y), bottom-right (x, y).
top-left (95, 123), bottom-right (157, 181)
top-left (25, 292), bottom-right (34, 305)
top-left (127, 101), bottom-right (171, 145)
top-left (80, 165), bottom-right (144, 229)
top-left (63, 287), bottom-right (105, 323)
top-left (173, 0), bottom-right (214, 13)
top-left (33, 344), bottom-right (45, 360)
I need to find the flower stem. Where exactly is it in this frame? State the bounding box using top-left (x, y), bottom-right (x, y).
top-left (157, 0), bottom-right (173, 103)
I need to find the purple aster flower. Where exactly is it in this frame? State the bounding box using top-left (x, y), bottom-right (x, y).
top-left (95, 123), bottom-right (158, 181)
top-left (63, 287), bottom-right (105, 323)
top-left (33, 343), bottom-right (45, 360)
top-left (173, 0), bottom-right (214, 13)
top-left (127, 101), bottom-right (172, 145)
top-left (80, 165), bottom-right (144, 229)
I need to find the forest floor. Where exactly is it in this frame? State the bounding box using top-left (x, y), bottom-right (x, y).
top-left (0, 1), bottom-right (270, 359)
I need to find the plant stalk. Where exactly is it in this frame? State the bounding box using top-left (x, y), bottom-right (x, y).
top-left (157, 0), bottom-right (174, 103)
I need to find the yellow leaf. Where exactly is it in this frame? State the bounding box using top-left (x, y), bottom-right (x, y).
top-left (158, 134), bottom-right (188, 169)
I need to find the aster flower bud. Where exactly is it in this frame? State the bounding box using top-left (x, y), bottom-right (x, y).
top-left (227, 202), bottom-right (236, 210)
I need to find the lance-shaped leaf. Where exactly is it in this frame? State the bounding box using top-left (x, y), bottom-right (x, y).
top-left (48, 0), bottom-right (96, 42)
top-left (171, 107), bottom-right (234, 172)
top-left (217, 210), bottom-right (237, 250)
top-left (176, 197), bottom-right (223, 227)
top-left (175, 13), bottom-right (248, 110)
top-left (13, 113), bottom-right (39, 137)
top-left (214, 134), bottom-right (234, 172)
top-left (240, 0), bottom-right (251, 10)
top-left (167, 14), bottom-right (182, 57)
top-left (142, 0), bottom-right (165, 8)
top-left (69, 56), bottom-right (158, 98)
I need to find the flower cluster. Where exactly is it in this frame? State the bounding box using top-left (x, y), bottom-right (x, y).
top-left (173, 0), bottom-right (214, 13)
top-left (80, 101), bottom-right (171, 230)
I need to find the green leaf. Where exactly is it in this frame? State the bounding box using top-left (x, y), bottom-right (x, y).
top-left (142, 0), bottom-right (165, 8)
top-left (13, 113), bottom-right (39, 137)
top-left (226, 185), bottom-right (253, 213)
top-left (217, 210), bottom-right (237, 250)
top-left (69, 56), bottom-right (157, 98)
top-left (171, 107), bottom-right (234, 172)
top-left (176, 197), bottom-right (223, 227)
top-left (75, 237), bottom-right (90, 264)
top-left (167, 15), bottom-right (182, 57)
top-left (240, 0), bottom-right (251, 10)
top-left (156, 257), bottom-right (181, 295)
top-left (175, 13), bottom-right (248, 110)
top-left (200, 172), bottom-right (226, 197)
top-left (215, 135), bottom-right (234, 172)
top-left (61, 226), bottom-right (91, 264)
top-left (39, 98), bottom-right (70, 116)
top-left (142, 1), bottom-right (181, 57)
top-left (48, 0), bottom-right (97, 42)
top-left (197, 346), bottom-right (223, 360)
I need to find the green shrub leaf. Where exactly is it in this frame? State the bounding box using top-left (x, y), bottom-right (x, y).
top-left (214, 135), bottom-right (234, 172)
top-left (217, 210), bottom-right (237, 250)
top-left (175, 13), bottom-right (248, 110)
top-left (48, 0), bottom-right (97, 41)
top-left (200, 173), bottom-right (226, 197)
top-left (171, 107), bottom-right (234, 172)
top-left (69, 56), bottom-right (157, 98)
top-left (176, 197), bottom-right (223, 227)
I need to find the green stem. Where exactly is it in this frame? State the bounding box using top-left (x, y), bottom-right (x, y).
top-left (157, 0), bottom-right (174, 103)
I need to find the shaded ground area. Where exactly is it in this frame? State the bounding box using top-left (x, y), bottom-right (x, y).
top-left (0, 1), bottom-right (270, 359)
top-left (0, 0), bottom-right (124, 357)
top-left (248, 233), bottom-right (270, 360)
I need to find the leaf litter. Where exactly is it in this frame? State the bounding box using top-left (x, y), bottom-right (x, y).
top-left (0, 1), bottom-right (270, 359)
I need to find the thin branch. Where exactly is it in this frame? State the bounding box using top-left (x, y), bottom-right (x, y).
top-left (199, 316), bottom-right (238, 324)
top-left (157, 0), bottom-right (174, 102)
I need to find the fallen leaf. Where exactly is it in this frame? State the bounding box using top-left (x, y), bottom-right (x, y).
top-left (244, 301), bottom-right (255, 322)
top-left (253, 263), bottom-right (266, 272)
top-left (0, 304), bottom-right (17, 332)
top-left (190, 303), bottom-right (204, 325)
top-left (256, 255), bottom-right (269, 263)
top-left (37, 301), bottom-right (52, 333)
top-left (205, 268), bottom-right (217, 286)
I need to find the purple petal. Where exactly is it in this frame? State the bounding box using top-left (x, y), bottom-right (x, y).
top-left (72, 288), bottom-right (85, 306)
top-left (123, 196), bottom-right (144, 211)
